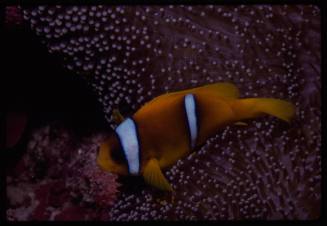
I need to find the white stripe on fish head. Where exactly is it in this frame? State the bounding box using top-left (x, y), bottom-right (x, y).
top-left (115, 117), bottom-right (140, 175)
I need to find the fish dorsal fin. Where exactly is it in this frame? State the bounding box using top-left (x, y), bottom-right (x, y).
top-left (143, 158), bottom-right (173, 192)
top-left (142, 82), bottom-right (239, 109)
top-left (193, 82), bottom-right (240, 99)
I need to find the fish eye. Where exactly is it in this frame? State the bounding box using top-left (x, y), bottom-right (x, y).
top-left (110, 146), bottom-right (126, 164)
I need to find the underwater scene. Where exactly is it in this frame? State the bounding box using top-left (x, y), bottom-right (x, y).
top-left (3, 5), bottom-right (321, 221)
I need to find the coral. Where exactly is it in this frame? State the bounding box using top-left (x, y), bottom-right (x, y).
top-left (19, 5), bottom-right (321, 220)
top-left (6, 124), bottom-right (119, 221)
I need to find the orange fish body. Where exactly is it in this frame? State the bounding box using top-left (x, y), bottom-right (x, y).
top-left (97, 83), bottom-right (295, 191)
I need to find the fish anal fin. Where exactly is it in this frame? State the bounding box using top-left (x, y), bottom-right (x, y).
top-left (112, 108), bottom-right (124, 124)
top-left (143, 158), bottom-right (173, 192)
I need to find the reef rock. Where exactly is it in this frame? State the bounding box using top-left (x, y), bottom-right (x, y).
top-left (6, 123), bottom-right (119, 221)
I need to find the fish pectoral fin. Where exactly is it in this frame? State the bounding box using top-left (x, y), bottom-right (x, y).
top-left (112, 108), bottom-right (124, 124)
top-left (143, 158), bottom-right (173, 192)
top-left (234, 121), bottom-right (248, 126)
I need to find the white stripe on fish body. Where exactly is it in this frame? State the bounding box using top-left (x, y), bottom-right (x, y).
top-left (184, 94), bottom-right (198, 149)
top-left (115, 118), bottom-right (140, 175)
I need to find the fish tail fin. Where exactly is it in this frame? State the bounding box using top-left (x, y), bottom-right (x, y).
top-left (231, 98), bottom-right (295, 123)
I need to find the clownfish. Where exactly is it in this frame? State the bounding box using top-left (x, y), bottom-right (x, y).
top-left (97, 83), bottom-right (295, 191)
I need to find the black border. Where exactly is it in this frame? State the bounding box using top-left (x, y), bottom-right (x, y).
top-left (1, 0), bottom-right (325, 225)
top-left (0, 0), bottom-right (323, 6)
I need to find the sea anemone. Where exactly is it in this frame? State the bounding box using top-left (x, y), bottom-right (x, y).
top-left (10, 5), bottom-right (321, 220)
